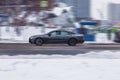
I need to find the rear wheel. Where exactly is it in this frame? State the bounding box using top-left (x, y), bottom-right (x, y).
top-left (35, 38), bottom-right (43, 46)
top-left (68, 39), bottom-right (77, 46)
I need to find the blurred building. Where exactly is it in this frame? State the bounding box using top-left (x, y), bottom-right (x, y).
top-left (0, 0), bottom-right (90, 19)
top-left (0, 0), bottom-right (54, 14)
top-left (108, 3), bottom-right (120, 24)
top-left (0, 0), bottom-right (54, 26)
top-left (0, 0), bottom-right (91, 26)
top-left (55, 0), bottom-right (91, 20)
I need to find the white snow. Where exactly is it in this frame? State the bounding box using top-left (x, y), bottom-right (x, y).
top-left (95, 33), bottom-right (114, 43)
top-left (0, 26), bottom-right (59, 42)
top-left (0, 50), bottom-right (120, 59)
top-left (75, 50), bottom-right (120, 59)
top-left (0, 59), bottom-right (120, 80)
top-left (52, 6), bottom-right (72, 16)
top-left (52, 7), bottom-right (64, 16)
top-left (51, 2), bottom-right (72, 16)
top-left (25, 12), bottom-right (38, 23)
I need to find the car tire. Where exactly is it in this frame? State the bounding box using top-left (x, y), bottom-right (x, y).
top-left (68, 39), bottom-right (77, 46)
top-left (35, 38), bottom-right (43, 46)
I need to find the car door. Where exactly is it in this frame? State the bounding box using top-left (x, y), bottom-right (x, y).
top-left (47, 31), bottom-right (61, 43)
top-left (58, 31), bottom-right (71, 43)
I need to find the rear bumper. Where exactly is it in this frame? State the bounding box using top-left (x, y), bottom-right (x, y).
top-left (78, 39), bottom-right (84, 43)
top-left (77, 37), bottom-right (84, 43)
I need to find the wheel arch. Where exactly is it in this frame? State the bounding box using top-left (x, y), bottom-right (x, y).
top-left (68, 38), bottom-right (78, 43)
top-left (34, 37), bottom-right (44, 44)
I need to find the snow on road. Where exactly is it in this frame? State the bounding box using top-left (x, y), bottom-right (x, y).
top-left (0, 59), bottom-right (120, 80)
top-left (0, 50), bottom-right (120, 59)
top-left (74, 50), bottom-right (120, 59)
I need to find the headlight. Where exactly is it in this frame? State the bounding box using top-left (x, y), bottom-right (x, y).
top-left (30, 36), bottom-right (35, 39)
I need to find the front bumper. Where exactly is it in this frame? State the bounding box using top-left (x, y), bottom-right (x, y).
top-left (29, 38), bottom-right (35, 44)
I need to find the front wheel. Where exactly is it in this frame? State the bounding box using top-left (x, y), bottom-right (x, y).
top-left (35, 38), bottom-right (43, 46)
top-left (68, 39), bottom-right (77, 46)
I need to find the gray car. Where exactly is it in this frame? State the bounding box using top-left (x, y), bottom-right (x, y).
top-left (29, 30), bottom-right (84, 46)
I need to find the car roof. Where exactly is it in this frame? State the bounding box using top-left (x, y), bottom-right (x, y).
top-left (53, 30), bottom-right (74, 33)
top-left (47, 30), bottom-right (76, 34)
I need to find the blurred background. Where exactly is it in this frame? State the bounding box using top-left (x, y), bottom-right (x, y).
top-left (0, 0), bottom-right (120, 42)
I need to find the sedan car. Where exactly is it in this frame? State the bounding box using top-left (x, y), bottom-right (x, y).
top-left (29, 30), bottom-right (84, 46)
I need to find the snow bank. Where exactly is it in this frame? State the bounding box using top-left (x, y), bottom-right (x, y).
top-left (75, 50), bottom-right (120, 59)
top-left (0, 59), bottom-right (120, 80)
top-left (0, 50), bottom-right (120, 59)
top-left (95, 33), bottom-right (114, 43)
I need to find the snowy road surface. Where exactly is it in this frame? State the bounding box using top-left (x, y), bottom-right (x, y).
top-left (0, 59), bottom-right (120, 80)
top-left (0, 50), bottom-right (120, 59)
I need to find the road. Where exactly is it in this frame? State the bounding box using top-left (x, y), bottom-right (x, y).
top-left (0, 43), bottom-right (119, 56)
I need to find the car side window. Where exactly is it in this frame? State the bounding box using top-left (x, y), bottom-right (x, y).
top-left (50, 31), bottom-right (60, 36)
top-left (61, 31), bottom-right (68, 35)
top-left (61, 31), bottom-right (72, 35)
top-left (50, 32), bottom-right (56, 36)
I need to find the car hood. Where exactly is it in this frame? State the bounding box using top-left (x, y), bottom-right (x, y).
top-left (30, 34), bottom-right (47, 38)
